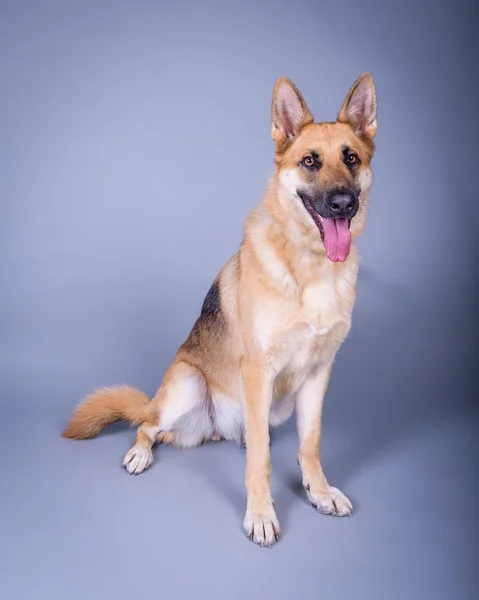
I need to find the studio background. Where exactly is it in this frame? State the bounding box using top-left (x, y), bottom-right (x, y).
top-left (1, 1), bottom-right (477, 599)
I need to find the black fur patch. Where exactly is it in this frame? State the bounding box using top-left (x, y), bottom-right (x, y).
top-left (200, 280), bottom-right (221, 320)
top-left (182, 279), bottom-right (225, 351)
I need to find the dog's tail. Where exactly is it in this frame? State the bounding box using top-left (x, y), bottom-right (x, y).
top-left (62, 386), bottom-right (153, 440)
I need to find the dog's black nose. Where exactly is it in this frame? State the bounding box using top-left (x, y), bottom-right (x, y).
top-left (327, 193), bottom-right (357, 218)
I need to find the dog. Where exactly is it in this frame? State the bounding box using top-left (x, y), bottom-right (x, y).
top-left (63, 73), bottom-right (377, 546)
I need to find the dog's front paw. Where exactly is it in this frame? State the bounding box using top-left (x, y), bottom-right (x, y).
top-left (306, 485), bottom-right (353, 517)
top-left (243, 505), bottom-right (281, 547)
top-left (122, 445), bottom-right (153, 475)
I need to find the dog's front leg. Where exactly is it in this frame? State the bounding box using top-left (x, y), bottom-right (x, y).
top-left (296, 363), bottom-right (353, 517)
top-left (241, 360), bottom-right (280, 546)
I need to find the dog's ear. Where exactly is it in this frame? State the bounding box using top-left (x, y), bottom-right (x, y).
top-left (271, 77), bottom-right (314, 148)
top-left (337, 73), bottom-right (377, 140)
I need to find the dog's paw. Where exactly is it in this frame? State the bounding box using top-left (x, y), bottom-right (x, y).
top-left (306, 485), bottom-right (353, 517)
top-left (122, 445), bottom-right (153, 475)
top-left (243, 505), bottom-right (281, 547)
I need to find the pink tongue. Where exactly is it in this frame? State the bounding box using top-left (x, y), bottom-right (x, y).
top-left (321, 218), bottom-right (351, 262)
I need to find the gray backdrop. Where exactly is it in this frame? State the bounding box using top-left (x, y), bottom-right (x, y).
top-left (1, 1), bottom-right (477, 598)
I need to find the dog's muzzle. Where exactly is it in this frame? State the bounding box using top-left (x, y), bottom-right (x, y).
top-left (297, 188), bottom-right (359, 263)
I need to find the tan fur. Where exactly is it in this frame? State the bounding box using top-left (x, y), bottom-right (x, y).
top-left (63, 73), bottom-right (378, 546)
top-left (63, 386), bottom-right (155, 440)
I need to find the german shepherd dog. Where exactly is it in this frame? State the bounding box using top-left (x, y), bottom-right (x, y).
top-left (63, 73), bottom-right (377, 546)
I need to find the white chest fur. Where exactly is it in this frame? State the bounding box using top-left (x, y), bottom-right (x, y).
top-left (254, 253), bottom-right (358, 376)
top-left (302, 257), bottom-right (357, 330)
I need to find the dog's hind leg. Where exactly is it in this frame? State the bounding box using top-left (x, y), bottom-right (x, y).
top-left (122, 360), bottom-right (213, 475)
top-left (122, 421), bottom-right (159, 475)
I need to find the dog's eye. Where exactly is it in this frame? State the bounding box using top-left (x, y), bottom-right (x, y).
top-left (302, 156), bottom-right (315, 167)
top-left (346, 153), bottom-right (359, 165)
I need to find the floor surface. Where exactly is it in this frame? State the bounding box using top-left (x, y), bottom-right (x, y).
top-left (1, 310), bottom-right (475, 600)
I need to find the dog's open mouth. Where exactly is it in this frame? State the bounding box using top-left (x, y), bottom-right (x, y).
top-left (299, 194), bottom-right (352, 263)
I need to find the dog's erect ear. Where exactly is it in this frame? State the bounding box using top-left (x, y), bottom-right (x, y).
top-left (337, 73), bottom-right (377, 140)
top-left (271, 77), bottom-right (314, 147)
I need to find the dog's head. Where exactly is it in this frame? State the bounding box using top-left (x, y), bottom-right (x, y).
top-left (271, 74), bottom-right (377, 262)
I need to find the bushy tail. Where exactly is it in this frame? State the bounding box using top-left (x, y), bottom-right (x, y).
top-left (62, 385), bottom-right (153, 440)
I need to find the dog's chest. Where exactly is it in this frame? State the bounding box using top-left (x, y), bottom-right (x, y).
top-left (298, 256), bottom-right (358, 336)
top-left (255, 254), bottom-right (357, 364)
top-left (301, 270), bottom-right (346, 330)
top-left (263, 261), bottom-right (357, 378)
